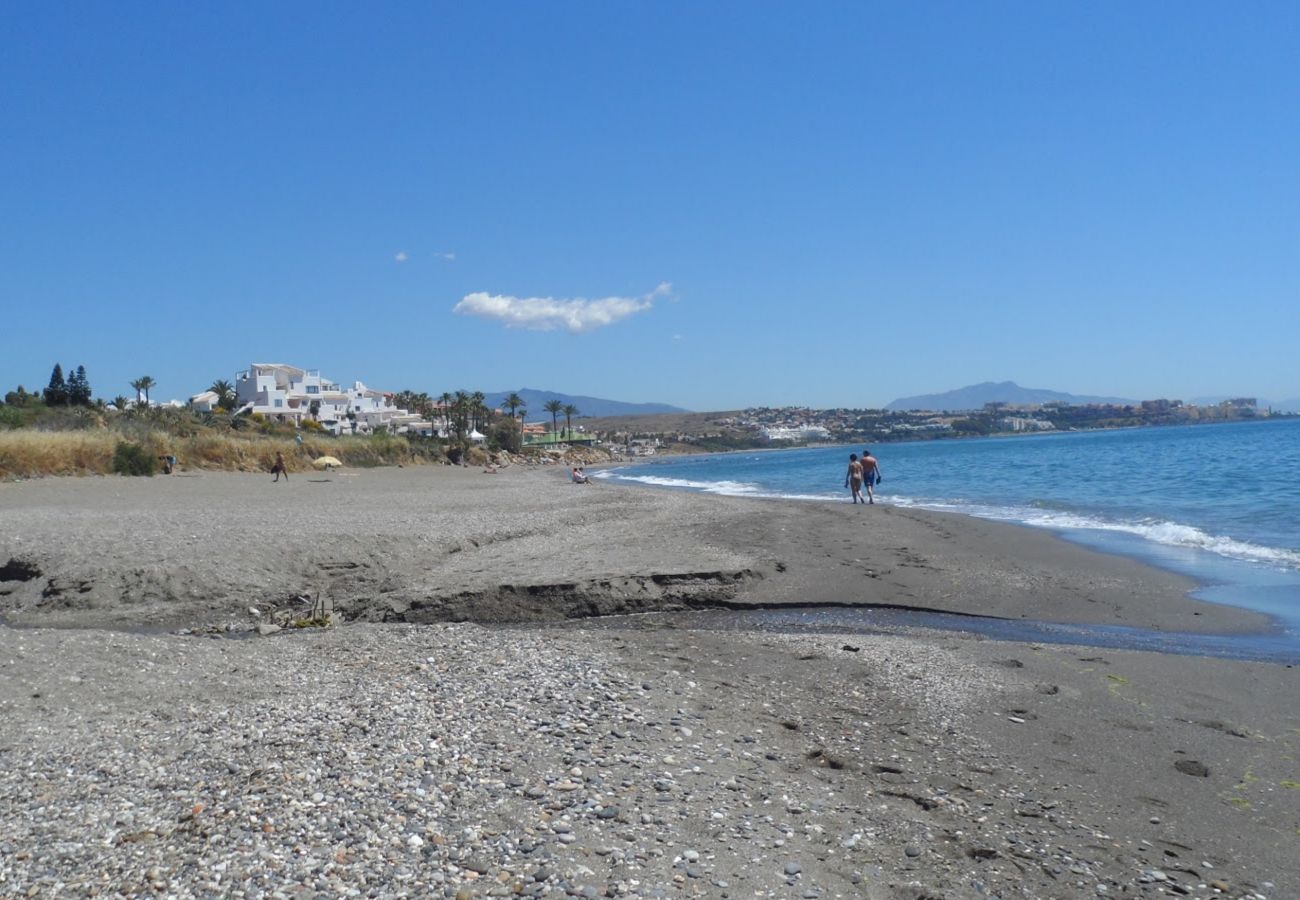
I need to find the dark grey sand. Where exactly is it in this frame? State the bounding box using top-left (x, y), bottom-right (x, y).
top-left (1, 467), bottom-right (1297, 898)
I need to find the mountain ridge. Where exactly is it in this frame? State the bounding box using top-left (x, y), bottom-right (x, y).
top-left (886, 381), bottom-right (1134, 412)
top-left (483, 388), bottom-right (689, 419)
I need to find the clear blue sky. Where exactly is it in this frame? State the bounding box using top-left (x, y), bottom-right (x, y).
top-left (4, 2), bottom-right (1298, 410)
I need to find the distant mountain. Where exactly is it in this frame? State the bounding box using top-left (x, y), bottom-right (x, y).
top-left (483, 388), bottom-right (689, 420)
top-left (886, 381), bottom-right (1133, 412)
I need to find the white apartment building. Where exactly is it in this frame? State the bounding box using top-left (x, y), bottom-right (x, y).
top-left (762, 424), bottom-right (832, 442)
top-left (233, 363), bottom-right (421, 435)
top-left (999, 416), bottom-right (1056, 433)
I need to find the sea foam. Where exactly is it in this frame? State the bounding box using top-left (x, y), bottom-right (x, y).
top-left (890, 497), bottom-right (1300, 570)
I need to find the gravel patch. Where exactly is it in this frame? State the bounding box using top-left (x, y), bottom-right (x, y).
top-left (4, 622), bottom-right (1290, 898)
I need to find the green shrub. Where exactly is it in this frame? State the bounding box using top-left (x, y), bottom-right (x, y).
top-left (112, 441), bottom-right (157, 476)
top-left (0, 406), bottom-right (29, 430)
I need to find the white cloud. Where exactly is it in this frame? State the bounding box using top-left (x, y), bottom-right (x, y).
top-left (454, 282), bottom-right (671, 333)
top-left (436, 251), bottom-right (456, 262)
top-left (394, 251), bottom-right (409, 263)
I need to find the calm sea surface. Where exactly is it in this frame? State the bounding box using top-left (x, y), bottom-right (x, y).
top-left (597, 419), bottom-right (1300, 660)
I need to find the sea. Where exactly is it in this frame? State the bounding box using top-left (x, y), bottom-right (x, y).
top-left (596, 418), bottom-right (1300, 662)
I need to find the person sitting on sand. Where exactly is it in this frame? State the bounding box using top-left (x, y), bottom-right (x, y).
top-left (861, 448), bottom-right (881, 504)
top-left (844, 453), bottom-right (866, 504)
top-left (572, 466), bottom-right (590, 484)
top-left (271, 451), bottom-right (288, 483)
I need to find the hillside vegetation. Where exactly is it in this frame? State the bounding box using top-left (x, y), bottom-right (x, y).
top-left (0, 406), bottom-right (442, 479)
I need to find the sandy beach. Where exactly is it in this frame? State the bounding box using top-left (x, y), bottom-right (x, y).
top-left (2, 466), bottom-right (1297, 898)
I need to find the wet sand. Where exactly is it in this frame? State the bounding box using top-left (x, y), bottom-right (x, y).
top-left (1, 466), bottom-right (1297, 897)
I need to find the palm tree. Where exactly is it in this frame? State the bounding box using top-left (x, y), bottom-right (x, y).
top-left (437, 392), bottom-right (453, 436)
top-left (504, 392), bottom-right (525, 421)
top-left (494, 392), bottom-right (525, 451)
top-left (470, 391), bottom-right (487, 432)
top-left (544, 399), bottom-right (564, 441)
top-left (130, 375), bottom-right (156, 406)
top-left (453, 391), bottom-right (470, 438)
top-left (562, 403), bottom-right (578, 439)
top-left (111, 395), bottom-right (130, 412)
top-left (209, 379), bottom-right (235, 411)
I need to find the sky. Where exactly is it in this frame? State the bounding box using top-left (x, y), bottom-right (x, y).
top-left (3, 2), bottom-right (1299, 411)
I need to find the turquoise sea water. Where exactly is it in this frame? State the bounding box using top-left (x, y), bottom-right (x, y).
top-left (598, 419), bottom-right (1300, 660)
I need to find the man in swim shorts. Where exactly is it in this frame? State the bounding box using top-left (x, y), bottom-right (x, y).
top-left (860, 449), bottom-right (881, 504)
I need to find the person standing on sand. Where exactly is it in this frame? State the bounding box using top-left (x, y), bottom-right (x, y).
top-left (271, 451), bottom-right (288, 483)
top-left (861, 448), bottom-right (881, 504)
top-left (845, 453), bottom-right (866, 504)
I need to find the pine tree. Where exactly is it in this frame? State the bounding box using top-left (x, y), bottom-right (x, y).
top-left (44, 364), bottom-right (68, 406)
top-left (67, 365), bottom-right (93, 406)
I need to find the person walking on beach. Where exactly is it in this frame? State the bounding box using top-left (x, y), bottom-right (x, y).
top-left (271, 451), bottom-right (288, 483)
top-left (845, 453), bottom-right (866, 504)
top-left (861, 448), bottom-right (881, 504)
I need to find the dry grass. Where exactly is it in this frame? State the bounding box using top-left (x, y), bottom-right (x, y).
top-left (0, 429), bottom-right (435, 479)
top-left (0, 431), bottom-right (119, 478)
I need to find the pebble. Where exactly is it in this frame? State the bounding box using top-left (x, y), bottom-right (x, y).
top-left (0, 621), bottom-right (1284, 900)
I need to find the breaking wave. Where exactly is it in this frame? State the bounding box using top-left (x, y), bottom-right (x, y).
top-left (884, 497), bottom-right (1300, 570)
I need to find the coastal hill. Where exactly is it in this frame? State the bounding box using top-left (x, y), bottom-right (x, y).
top-left (886, 381), bottom-right (1133, 412)
top-left (484, 389), bottom-right (688, 419)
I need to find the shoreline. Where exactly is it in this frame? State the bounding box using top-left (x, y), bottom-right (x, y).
top-left (597, 449), bottom-right (1300, 647)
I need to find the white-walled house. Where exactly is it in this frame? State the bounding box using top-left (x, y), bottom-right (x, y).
top-left (189, 390), bottom-right (221, 413)
top-left (233, 363), bottom-right (419, 435)
top-left (346, 381), bottom-right (423, 434)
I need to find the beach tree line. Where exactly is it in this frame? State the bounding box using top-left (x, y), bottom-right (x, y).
top-left (1, 364), bottom-right (168, 413)
top-left (2, 363), bottom-right (594, 473)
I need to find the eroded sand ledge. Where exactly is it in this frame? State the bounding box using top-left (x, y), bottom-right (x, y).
top-left (1, 467), bottom-right (1297, 897)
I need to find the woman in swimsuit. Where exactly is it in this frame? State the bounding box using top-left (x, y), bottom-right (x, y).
top-left (845, 453), bottom-right (866, 504)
